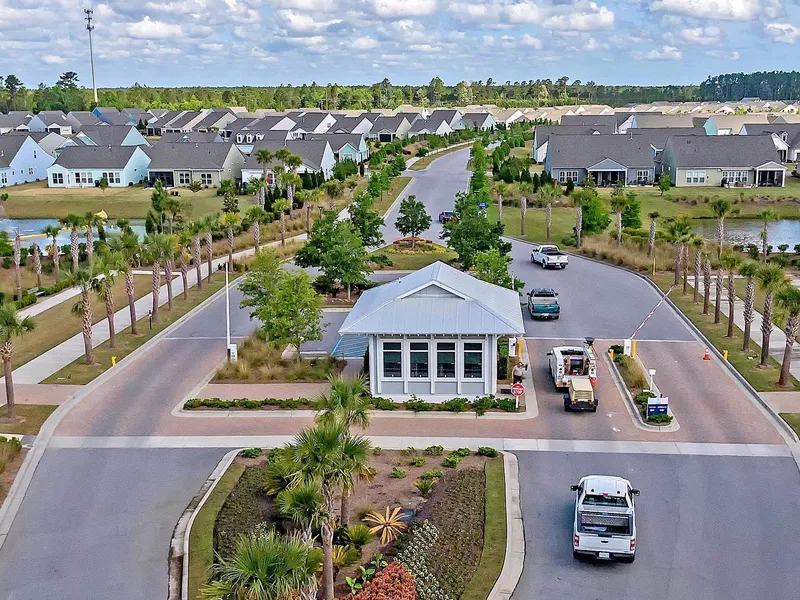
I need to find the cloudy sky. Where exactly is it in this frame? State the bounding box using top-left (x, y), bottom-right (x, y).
top-left (1, 0), bottom-right (799, 88)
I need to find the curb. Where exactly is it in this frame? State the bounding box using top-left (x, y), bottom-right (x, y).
top-left (488, 452), bottom-right (524, 600)
top-left (0, 280), bottom-right (234, 553)
top-left (169, 448), bottom-right (239, 600)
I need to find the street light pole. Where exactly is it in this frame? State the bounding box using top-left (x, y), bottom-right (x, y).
top-left (225, 261), bottom-right (231, 356)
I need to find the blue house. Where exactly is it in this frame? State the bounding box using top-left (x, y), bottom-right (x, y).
top-left (47, 146), bottom-right (151, 188)
top-left (0, 136), bottom-right (54, 188)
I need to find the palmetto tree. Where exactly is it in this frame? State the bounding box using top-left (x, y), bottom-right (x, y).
top-left (220, 212), bottom-right (241, 266)
top-left (284, 153), bottom-right (304, 212)
top-left (159, 234), bottom-right (179, 311)
top-left (757, 208), bottom-right (777, 263)
top-left (188, 221), bottom-right (203, 292)
top-left (756, 263), bottom-right (788, 367)
top-left (692, 238), bottom-right (703, 304)
top-left (0, 303), bottom-right (35, 420)
top-left (719, 250), bottom-right (742, 338)
top-left (107, 231), bottom-right (141, 335)
top-left (59, 213), bottom-right (83, 271)
top-left (321, 179), bottom-right (343, 212)
top-left (41, 224), bottom-right (60, 274)
top-left (274, 198), bottom-right (291, 247)
top-left (572, 191), bottom-right (586, 248)
top-left (31, 242), bottom-right (42, 288)
top-left (201, 215), bottom-right (218, 284)
top-left (666, 217), bottom-right (692, 286)
top-left (647, 211), bottom-right (659, 257)
top-left (90, 255), bottom-right (119, 349)
top-left (289, 423), bottom-right (372, 600)
top-left (775, 287), bottom-right (800, 387)
top-left (12, 232), bottom-right (21, 301)
top-left (144, 233), bottom-right (164, 323)
top-left (494, 181), bottom-right (508, 223)
top-left (83, 211), bottom-right (106, 264)
top-left (255, 148), bottom-right (275, 206)
top-left (609, 188), bottom-right (627, 247)
top-left (538, 183), bottom-right (560, 243)
top-left (702, 254), bottom-right (712, 315)
top-left (276, 480), bottom-right (325, 543)
top-left (67, 265), bottom-right (96, 364)
top-left (246, 206), bottom-right (269, 253)
top-left (279, 171), bottom-right (302, 219)
top-left (201, 528), bottom-right (322, 600)
top-left (739, 260), bottom-right (759, 352)
top-left (296, 189), bottom-right (318, 233)
top-left (710, 198), bottom-right (734, 258)
top-left (177, 230), bottom-right (192, 301)
top-left (519, 182), bottom-right (532, 236)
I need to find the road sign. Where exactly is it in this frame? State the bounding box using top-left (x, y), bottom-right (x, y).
top-left (511, 383), bottom-right (525, 397)
top-left (478, 201), bottom-right (488, 208)
top-left (228, 343), bottom-right (238, 362)
top-left (646, 396), bottom-right (668, 417)
top-left (508, 337), bottom-right (517, 356)
top-left (623, 338), bottom-right (632, 356)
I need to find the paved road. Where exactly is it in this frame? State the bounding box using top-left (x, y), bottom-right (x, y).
top-left (0, 448), bottom-right (227, 600)
top-left (512, 451), bottom-right (800, 600)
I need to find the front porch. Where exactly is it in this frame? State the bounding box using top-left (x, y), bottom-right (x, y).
top-left (755, 161), bottom-right (787, 187)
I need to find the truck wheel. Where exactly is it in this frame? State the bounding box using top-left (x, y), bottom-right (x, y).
top-left (591, 406), bottom-right (597, 413)
top-left (541, 261), bottom-right (546, 269)
top-left (573, 551), bottom-right (581, 560)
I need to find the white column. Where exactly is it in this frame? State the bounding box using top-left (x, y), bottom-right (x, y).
top-left (456, 335), bottom-right (463, 395)
top-left (429, 335), bottom-right (436, 395)
top-left (372, 335), bottom-right (380, 396)
top-left (484, 336), bottom-right (492, 395)
top-left (402, 337), bottom-right (409, 395)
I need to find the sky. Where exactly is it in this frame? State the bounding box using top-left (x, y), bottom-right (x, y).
top-left (1, 0), bottom-right (799, 89)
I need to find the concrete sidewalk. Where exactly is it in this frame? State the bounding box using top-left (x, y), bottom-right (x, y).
top-left (3, 234), bottom-right (306, 386)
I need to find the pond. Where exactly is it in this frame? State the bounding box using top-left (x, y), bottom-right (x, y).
top-left (0, 218), bottom-right (146, 249)
top-left (693, 218), bottom-right (800, 249)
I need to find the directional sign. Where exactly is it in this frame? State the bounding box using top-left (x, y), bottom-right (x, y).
top-left (511, 383), bottom-right (525, 397)
top-left (478, 201), bottom-right (488, 209)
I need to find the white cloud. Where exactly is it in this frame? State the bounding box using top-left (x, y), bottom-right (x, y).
top-left (505, 1), bottom-right (542, 24)
top-left (632, 44), bottom-right (683, 59)
top-left (545, 5), bottom-right (615, 30)
top-left (277, 9), bottom-right (341, 33)
top-left (706, 49), bottom-right (740, 58)
top-left (250, 46), bottom-right (278, 63)
top-left (649, 0), bottom-right (763, 21)
top-left (287, 35), bottom-right (326, 45)
top-left (764, 22), bottom-right (800, 43)
top-left (584, 36), bottom-right (609, 50)
top-left (199, 42), bottom-right (225, 51)
top-left (42, 54), bottom-right (65, 64)
top-left (125, 16), bottom-right (184, 39)
top-left (372, 0), bottom-right (437, 18)
top-left (352, 36), bottom-right (378, 49)
top-left (268, 0), bottom-right (338, 9)
top-left (409, 43), bottom-right (440, 51)
top-left (483, 35), bottom-right (496, 45)
top-left (520, 33), bottom-right (543, 48)
top-left (449, 2), bottom-right (502, 23)
top-left (677, 26), bottom-right (721, 45)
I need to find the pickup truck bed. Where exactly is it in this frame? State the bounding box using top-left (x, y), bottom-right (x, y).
top-left (531, 244), bottom-right (569, 269)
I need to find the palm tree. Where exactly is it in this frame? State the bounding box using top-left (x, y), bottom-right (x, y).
top-left (296, 189), bottom-right (318, 233)
top-left (276, 480), bottom-right (324, 543)
top-left (67, 266), bottom-right (96, 364)
top-left (519, 182), bottom-right (533, 236)
top-left (107, 230), bottom-right (141, 336)
top-left (702, 254), bottom-right (712, 314)
top-left (538, 183), bottom-right (560, 243)
top-left (321, 179), bottom-right (343, 212)
top-left (757, 209), bottom-right (777, 263)
top-left (274, 198), bottom-right (291, 247)
top-left (59, 213), bottom-right (84, 271)
top-left (188, 221), bottom-right (203, 292)
top-left (719, 250), bottom-right (742, 338)
top-left (710, 198), bottom-right (733, 258)
top-left (0, 303), bottom-right (35, 420)
top-left (665, 217), bottom-right (692, 286)
top-left (692, 238), bottom-right (703, 303)
top-left (290, 423), bottom-right (372, 600)
top-left (90, 255), bottom-right (119, 349)
top-left (159, 234), bottom-right (178, 311)
top-left (756, 264), bottom-right (788, 367)
top-left (177, 230), bottom-right (192, 301)
top-left (83, 211), bottom-right (106, 264)
top-left (163, 196), bottom-right (183, 235)
top-left (572, 191), bottom-right (586, 248)
top-left (41, 224), bottom-right (60, 274)
top-left (31, 242), bottom-right (42, 288)
top-left (220, 213), bottom-right (241, 266)
top-left (143, 233), bottom-right (164, 323)
top-left (12, 232), bottom-right (21, 301)
top-left (201, 215), bottom-right (218, 284)
top-left (647, 211), bottom-right (659, 257)
top-left (682, 235), bottom-right (696, 295)
top-left (284, 153), bottom-right (304, 212)
top-left (739, 260), bottom-right (759, 352)
top-left (280, 172), bottom-right (303, 219)
top-left (609, 189), bottom-right (627, 247)
top-left (775, 287), bottom-right (800, 387)
top-left (246, 206), bottom-right (268, 253)
top-left (201, 528), bottom-right (322, 600)
top-left (494, 181), bottom-right (508, 223)
top-left (255, 148), bottom-right (275, 206)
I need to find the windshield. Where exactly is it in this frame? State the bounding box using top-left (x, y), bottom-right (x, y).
top-left (579, 513), bottom-right (632, 535)
top-left (582, 494), bottom-right (629, 507)
top-left (542, 248), bottom-right (560, 254)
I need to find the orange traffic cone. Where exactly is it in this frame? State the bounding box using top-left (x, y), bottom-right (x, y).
top-left (703, 348), bottom-right (711, 360)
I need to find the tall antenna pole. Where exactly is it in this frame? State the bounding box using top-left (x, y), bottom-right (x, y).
top-left (84, 8), bottom-right (98, 105)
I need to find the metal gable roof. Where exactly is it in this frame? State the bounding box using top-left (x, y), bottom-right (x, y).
top-left (338, 261), bottom-right (524, 336)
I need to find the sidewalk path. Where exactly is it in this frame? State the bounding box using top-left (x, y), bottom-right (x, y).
top-left (18, 286), bottom-right (82, 319)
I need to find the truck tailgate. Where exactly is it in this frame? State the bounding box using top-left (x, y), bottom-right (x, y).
top-left (578, 533), bottom-right (630, 554)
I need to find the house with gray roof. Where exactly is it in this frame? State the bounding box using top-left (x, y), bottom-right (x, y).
top-left (146, 142), bottom-right (244, 187)
top-left (229, 116), bottom-right (298, 148)
top-left (560, 114), bottom-right (618, 131)
top-left (369, 115), bottom-right (412, 142)
top-left (532, 125), bottom-right (614, 162)
top-left (47, 145), bottom-right (150, 188)
top-left (339, 260), bottom-right (524, 401)
top-left (661, 135), bottom-right (786, 187)
top-left (408, 115), bottom-right (453, 137)
top-left (0, 112), bottom-right (33, 135)
top-left (544, 134), bottom-right (656, 186)
top-left (739, 123), bottom-right (800, 163)
top-left (65, 125), bottom-right (150, 149)
top-left (8, 131), bottom-right (66, 157)
top-left (0, 135), bottom-right (54, 187)
top-left (27, 111), bottom-right (74, 135)
top-left (308, 133), bottom-right (368, 163)
top-left (240, 139), bottom-right (335, 184)
top-left (631, 113), bottom-right (696, 129)
top-left (159, 131), bottom-right (224, 144)
top-left (192, 109), bottom-right (238, 133)
top-left (146, 110), bottom-right (182, 136)
top-left (162, 111), bottom-right (204, 134)
top-left (329, 115), bottom-right (374, 135)
top-left (66, 111), bottom-right (105, 131)
top-left (458, 112), bottom-right (497, 131)
top-left (428, 109), bottom-right (463, 129)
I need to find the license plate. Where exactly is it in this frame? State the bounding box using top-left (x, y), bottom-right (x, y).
top-left (598, 552), bottom-right (610, 559)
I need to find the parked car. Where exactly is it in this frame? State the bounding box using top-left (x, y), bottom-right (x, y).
top-left (439, 211), bottom-right (456, 223)
top-left (571, 475), bottom-right (639, 562)
top-left (531, 244), bottom-right (569, 269)
top-left (527, 287), bottom-right (560, 319)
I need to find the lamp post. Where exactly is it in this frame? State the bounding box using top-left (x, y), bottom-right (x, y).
top-left (225, 261), bottom-right (236, 361)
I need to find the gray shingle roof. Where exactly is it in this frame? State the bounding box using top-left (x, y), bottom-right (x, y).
top-left (0, 136), bottom-right (27, 168)
top-left (339, 261), bottom-right (525, 335)
top-left (627, 127), bottom-right (706, 149)
top-left (372, 115), bottom-right (408, 133)
top-left (36, 111), bottom-right (69, 126)
top-left (68, 111), bottom-right (105, 127)
top-left (165, 111), bottom-right (202, 129)
top-left (243, 139), bottom-right (329, 172)
top-left (0, 113), bottom-right (31, 128)
top-left (634, 113), bottom-right (697, 128)
top-left (663, 135), bottom-right (784, 168)
top-left (743, 124), bottom-right (800, 147)
top-left (560, 114), bottom-right (617, 128)
top-left (193, 110), bottom-right (232, 130)
top-left (534, 125), bottom-right (615, 149)
top-left (461, 112), bottom-right (491, 127)
top-left (547, 134), bottom-right (655, 169)
top-left (290, 112), bottom-right (330, 131)
top-left (159, 131), bottom-right (223, 143)
top-left (146, 142), bottom-right (239, 170)
top-left (77, 125), bottom-right (142, 147)
top-left (306, 133), bottom-right (363, 153)
top-left (54, 145), bottom-right (140, 169)
top-left (330, 116), bottom-right (369, 133)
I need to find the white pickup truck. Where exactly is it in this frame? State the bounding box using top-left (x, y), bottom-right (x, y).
top-left (530, 244), bottom-right (569, 269)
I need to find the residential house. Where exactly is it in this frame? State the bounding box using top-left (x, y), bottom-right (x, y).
top-left (428, 109), bottom-right (463, 129)
top-left (146, 110), bottom-right (182, 136)
top-left (190, 109), bottom-right (238, 133)
top-left (27, 111), bottom-right (74, 135)
top-left (159, 131), bottom-right (225, 144)
top-left (489, 108), bottom-right (525, 126)
top-left (661, 135), bottom-right (786, 187)
top-left (395, 112), bottom-right (424, 126)
top-left (308, 133), bottom-right (368, 164)
top-left (700, 114), bottom-right (772, 135)
top-left (369, 115), bottom-right (412, 142)
top-left (0, 136), bottom-right (54, 187)
top-left (8, 131), bottom-right (66, 157)
top-left (560, 114), bottom-right (618, 131)
top-left (46, 146), bottom-right (150, 188)
top-left (92, 106), bottom-right (137, 126)
top-left (146, 142), bottom-right (245, 187)
top-left (630, 113), bottom-right (697, 129)
top-left (544, 134), bottom-right (655, 186)
top-left (288, 112), bottom-right (337, 136)
top-left (66, 111), bottom-right (105, 131)
top-left (338, 261), bottom-right (524, 401)
top-left (70, 125), bottom-right (150, 148)
top-left (532, 125), bottom-right (614, 163)
top-left (740, 123), bottom-right (800, 162)
top-left (229, 115), bottom-right (298, 149)
top-left (626, 127), bottom-right (706, 172)
top-left (408, 115), bottom-right (453, 137)
top-left (329, 115), bottom-right (373, 135)
top-left (0, 112), bottom-right (32, 135)
top-left (162, 111), bottom-right (205, 134)
top-left (459, 112), bottom-right (497, 131)
top-left (240, 139), bottom-right (335, 184)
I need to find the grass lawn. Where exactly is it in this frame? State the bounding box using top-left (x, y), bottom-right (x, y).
top-left (461, 458), bottom-right (507, 600)
top-left (373, 243), bottom-right (458, 270)
top-left (12, 274), bottom-right (154, 370)
top-left (0, 261), bottom-right (61, 299)
top-left (487, 202), bottom-right (575, 245)
top-left (372, 176), bottom-right (412, 215)
top-left (410, 143), bottom-right (471, 171)
top-left (653, 274), bottom-right (800, 392)
top-left (509, 139), bottom-right (533, 159)
top-left (780, 413), bottom-right (800, 438)
top-left (44, 275), bottom-right (231, 384)
top-left (1, 181), bottom-right (224, 220)
top-left (187, 461), bottom-right (246, 600)
top-left (0, 404), bottom-right (57, 435)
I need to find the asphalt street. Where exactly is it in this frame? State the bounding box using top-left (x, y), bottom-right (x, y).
top-left (0, 448), bottom-right (228, 600)
top-left (512, 451), bottom-right (800, 600)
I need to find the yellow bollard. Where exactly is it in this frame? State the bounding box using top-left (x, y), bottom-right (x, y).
top-left (723, 350), bottom-right (728, 361)
top-left (111, 356), bottom-right (117, 366)
top-left (631, 340), bottom-right (637, 358)
top-left (609, 349), bottom-right (615, 362)
top-left (516, 338), bottom-right (524, 357)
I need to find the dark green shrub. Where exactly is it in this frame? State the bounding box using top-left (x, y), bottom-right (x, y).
top-left (404, 398), bottom-right (433, 412)
top-left (370, 396), bottom-right (397, 410)
top-left (424, 445), bottom-right (444, 456)
top-left (440, 397), bottom-right (468, 412)
top-left (422, 468), bottom-right (443, 479)
top-left (240, 447), bottom-right (262, 458)
top-left (494, 398), bottom-right (519, 412)
top-left (477, 447), bottom-right (499, 457)
top-left (391, 467), bottom-right (408, 479)
top-left (409, 456), bottom-right (426, 467)
top-left (451, 447), bottom-right (471, 457)
top-left (442, 455), bottom-right (460, 468)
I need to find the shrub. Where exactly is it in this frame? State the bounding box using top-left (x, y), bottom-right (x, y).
top-left (363, 506), bottom-right (408, 544)
top-left (401, 446), bottom-right (417, 456)
top-left (370, 396), bottom-right (397, 410)
top-left (648, 413), bottom-right (673, 424)
top-left (422, 468), bottom-right (443, 480)
top-left (332, 544), bottom-right (361, 570)
top-left (13, 294), bottom-right (36, 310)
top-left (414, 478), bottom-right (436, 497)
top-left (404, 398), bottom-right (433, 412)
top-left (352, 562), bottom-right (417, 600)
top-left (395, 521), bottom-right (449, 600)
top-left (391, 468), bottom-right (408, 479)
top-left (356, 504), bottom-right (377, 520)
top-left (372, 446), bottom-right (383, 456)
top-left (424, 445), bottom-right (444, 456)
top-left (494, 398), bottom-right (519, 412)
top-left (441, 455), bottom-right (460, 468)
top-left (0, 436), bottom-right (22, 475)
top-left (346, 524), bottom-right (374, 548)
top-left (440, 397), bottom-right (468, 412)
top-left (239, 447), bottom-right (262, 458)
top-left (477, 446), bottom-right (499, 457)
top-left (451, 447), bottom-right (471, 457)
top-left (409, 456), bottom-right (426, 467)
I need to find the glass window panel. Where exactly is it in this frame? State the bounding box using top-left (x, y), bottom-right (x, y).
top-left (437, 342), bottom-right (455, 378)
top-left (410, 342), bottom-right (429, 378)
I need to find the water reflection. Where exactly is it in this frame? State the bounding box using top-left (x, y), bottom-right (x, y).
top-left (0, 218), bottom-right (147, 248)
top-left (693, 218), bottom-right (800, 249)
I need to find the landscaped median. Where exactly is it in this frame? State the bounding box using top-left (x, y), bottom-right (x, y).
top-left (409, 141), bottom-right (475, 171)
top-left (184, 444), bottom-right (509, 600)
